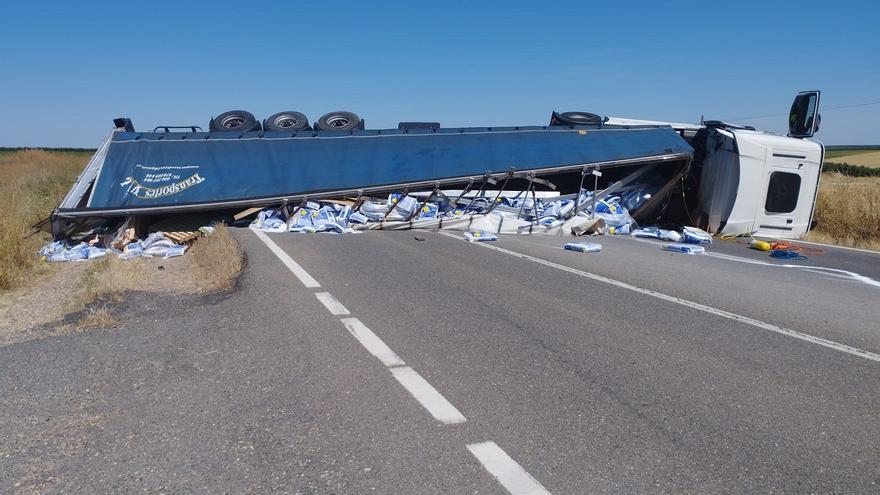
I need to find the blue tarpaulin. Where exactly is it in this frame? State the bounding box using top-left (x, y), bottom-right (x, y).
top-left (79, 125), bottom-right (691, 211)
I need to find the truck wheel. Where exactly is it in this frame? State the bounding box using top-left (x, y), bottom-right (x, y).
top-left (316, 111), bottom-right (362, 131)
top-left (557, 111), bottom-right (603, 126)
top-left (210, 110), bottom-right (262, 132)
top-left (264, 111), bottom-right (311, 131)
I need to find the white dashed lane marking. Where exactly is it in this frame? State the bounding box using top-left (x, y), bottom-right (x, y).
top-left (314, 292), bottom-right (350, 315)
top-left (251, 228), bottom-right (321, 288)
top-left (390, 366), bottom-right (467, 425)
top-left (254, 231), bottom-right (469, 427)
top-left (340, 317), bottom-right (406, 368)
top-left (467, 441), bottom-right (551, 495)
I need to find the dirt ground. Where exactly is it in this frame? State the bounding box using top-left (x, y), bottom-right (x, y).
top-left (0, 224), bottom-right (243, 347)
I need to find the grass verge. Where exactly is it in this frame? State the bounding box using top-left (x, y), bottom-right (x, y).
top-left (0, 150), bottom-right (91, 290)
top-left (0, 147), bottom-right (245, 343)
top-left (185, 223), bottom-right (244, 293)
top-left (807, 173), bottom-right (880, 250)
top-left (65, 223), bottom-right (244, 323)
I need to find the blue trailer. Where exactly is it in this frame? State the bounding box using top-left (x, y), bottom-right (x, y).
top-left (53, 116), bottom-right (693, 237)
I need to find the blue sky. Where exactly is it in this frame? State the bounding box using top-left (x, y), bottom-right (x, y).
top-left (1, 1), bottom-right (877, 147)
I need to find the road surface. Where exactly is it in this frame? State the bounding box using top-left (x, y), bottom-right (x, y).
top-left (2, 228), bottom-right (879, 493)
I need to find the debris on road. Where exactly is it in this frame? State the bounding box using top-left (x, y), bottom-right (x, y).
top-left (38, 219), bottom-right (216, 263)
top-left (749, 239), bottom-right (772, 251)
top-left (564, 242), bottom-right (602, 253)
top-left (662, 243), bottom-right (706, 254)
top-left (682, 226), bottom-right (713, 244)
top-left (465, 231), bottom-right (498, 242)
top-left (631, 226), bottom-right (683, 242)
top-left (770, 250), bottom-right (808, 260)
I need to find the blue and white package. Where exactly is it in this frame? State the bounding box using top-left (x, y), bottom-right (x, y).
top-left (164, 245), bottom-right (188, 258)
top-left (87, 246), bottom-right (109, 260)
top-left (631, 226), bottom-right (662, 239)
top-left (558, 199), bottom-right (575, 217)
top-left (662, 243), bottom-right (706, 254)
top-left (348, 211), bottom-right (369, 224)
top-left (464, 231), bottom-right (498, 242)
top-left (542, 202), bottom-right (561, 219)
top-left (289, 208), bottom-right (316, 231)
top-left (359, 201), bottom-right (391, 221)
top-left (418, 202), bottom-right (439, 219)
top-left (388, 194), bottom-right (419, 217)
top-left (253, 208), bottom-right (287, 232)
top-left (682, 226), bottom-right (712, 244)
top-left (564, 242), bottom-right (601, 253)
top-left (660, 229), bottom-right (682, 242)
top-left (312, 206), bottom-right (340, 232)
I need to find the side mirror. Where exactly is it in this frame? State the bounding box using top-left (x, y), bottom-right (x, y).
top-left (788, 91), bottom-right (821, 138)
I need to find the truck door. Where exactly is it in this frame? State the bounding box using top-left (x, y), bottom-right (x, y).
top-left (756, 164), bottom-right (805, 234)
top-left (754, 145), bottom-right (822, 238)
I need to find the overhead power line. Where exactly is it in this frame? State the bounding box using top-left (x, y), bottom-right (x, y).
top-left (726, 97), bottom-right (880, 123)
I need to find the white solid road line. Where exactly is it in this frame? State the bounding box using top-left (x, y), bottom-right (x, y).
top-left (390, 367), bottom-right (467, 425)
top-left (340, 318), bottom-right (406, 367)
top-left (314, 292), bottom-right (350, 315)
top-left (441, 232), bottom-right (880, 364)
top-left (467, 441), bottom-right (551, 495)
top-left (764, 237), bottom-right (880, 256)
top-left (251, 228), bottom-right (321, 288)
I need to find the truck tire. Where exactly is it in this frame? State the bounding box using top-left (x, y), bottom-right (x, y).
top-left (556, 111), bottom-right (603, 126)
top-left (210, 110), bottom-right (262, 132)
top-left (316, 111), bottom-right (362, 131)
top-left (264, 111), bottom-right (311, 131)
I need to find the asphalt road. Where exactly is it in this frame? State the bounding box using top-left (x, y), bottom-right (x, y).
top-left (2, 228), bottom-right (879, 493)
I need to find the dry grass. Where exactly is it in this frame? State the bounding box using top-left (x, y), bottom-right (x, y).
top-left (1, 224), bottom-right (244, 345)
top-left (75, 306), bottom-right (116, 330)
top-left (185, 223), bottom-right (244, 292)
top-left (77, 256), bottom-right (148, 306)
top-left (63, 223), bottom-right (242, 319)
top-left (0, 148), bottom-right (244, 344)
top-left (0, 150), bottom-right (91, 290)
top-left (806, 173), bottom-right (880, 250)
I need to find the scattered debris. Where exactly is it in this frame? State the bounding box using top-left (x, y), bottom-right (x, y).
top-left (564, 242), bottom-right (602, 253)
top-left (39, 223), bottom-right (216, 263)
top-left (631, 227), bottom-right (682, 242)
top-left (682, 226), bottom-right (713, 244)
top-left (233, 206), bottom-right (263, 221)
top-left (148, 214), bottom-right (216, 244)
top-left (569, 217), bottom-right (605, 236)
top-left (465, 231), bottom-right (498, 242)
top-left (749, 239), bottom-right (772, 251)
top-left (662, 243), bottom-right (706, 254)
top-left (770, 250), bottom-right (808, 260)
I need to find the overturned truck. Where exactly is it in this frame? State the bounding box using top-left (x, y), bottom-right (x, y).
top-left (52, 92), bottom-right (823, 240)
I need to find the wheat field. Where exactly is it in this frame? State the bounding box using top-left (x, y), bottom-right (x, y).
top-left (0, 150), bottom-right (90, 289)
top-left (825, 150), bottom-right (880, 168)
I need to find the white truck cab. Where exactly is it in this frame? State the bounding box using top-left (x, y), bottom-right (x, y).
top-left (608, 91), bottom-right (824, 239)
top-left (711, 127), bottom-right (823, 238)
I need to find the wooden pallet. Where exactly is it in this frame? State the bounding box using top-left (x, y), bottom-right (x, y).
top-left (148, 215), bottom-right (215, 244)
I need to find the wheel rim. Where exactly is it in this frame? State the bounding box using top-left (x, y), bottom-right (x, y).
top-left (222, 116), bottom-right (246, 129)
top-left (327, 116), bottom-right (351, 128)
top-left (274, 116), bottom-right (298, 128)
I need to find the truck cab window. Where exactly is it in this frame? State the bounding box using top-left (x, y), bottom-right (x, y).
top-left (765, 171), bottom-right (801, 213)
